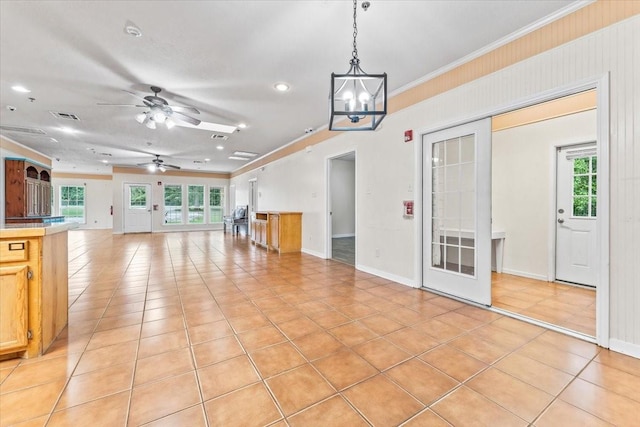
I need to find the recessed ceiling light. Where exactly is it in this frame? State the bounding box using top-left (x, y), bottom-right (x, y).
top-left (60, 127), bottom-right (76, 133)
top-left (238, 123), bottom-right (247, 129)
top-left (12, 85), bottom-right (31, 93)
top-left (216, 145), bottom-right (224, 150)
top-left (124, 21), bottom-right (142, 37)
top-left (274, 82), bottom-right (290, 92)
top-left (101, 160), bottom-right (109, 164)
top-left (229, 156), bottom-right (249, 161)
top-left (233, 151), bottom-right (258, 157)
top-left (204, 158), bottom-right (211, 162)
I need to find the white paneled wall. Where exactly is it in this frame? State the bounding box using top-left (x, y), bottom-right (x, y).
top-left (231, 16), bottom-right (640, 351)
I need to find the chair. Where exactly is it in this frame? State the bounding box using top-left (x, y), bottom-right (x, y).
top-left (223, 205), bottom-right (248, 235)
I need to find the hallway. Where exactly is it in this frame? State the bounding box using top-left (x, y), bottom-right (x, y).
top-left (1, 230), bottom-right (638, 426)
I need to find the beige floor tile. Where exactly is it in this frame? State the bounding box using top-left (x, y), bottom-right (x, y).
top-left (534, 399), bottom-right (613, 427)
top-left (237, 325), bottom-right (286, 351)
top-left (467, 368), bottom-right (554, 422)
top-left (343, 375), bottom-right (424, 426)
top-left (353, 338), bottom-right (411, 371)
top-left (432, 386), bottom-right (527, 427)
top-left (384, 327), bottom-right (443, 355)
top-left (560, 377), bottom-right (640, 425)
top-left (128, 371), bottom-right (201, 425)
top-left (594, 349), bottom-right (640, 377)
top-left (139, 315), bottom-right (185, 339)
top-left (313, 349), bottom-right (377, 391)
top-left (0, 379), bottom-right (66, 426)
top-left (249, 342), bottom-right (306, 378)
top-left (74, 340), bottom-right (138, 376)
top-left (494, 352), bottom-right (573, 396)
top-left (358, 314), bottom-right (405, 335)
top-left (278, 316), bottom-right (322, 340)
top-left (204, 383), bottom-right (282, 426)
top-left (58, 362), bottom-right (134, 410)
top-left (226, 313), bottom-right (271, 333)
top-left (137, 329), bottom-right (188, 359)
top-left (516, 340), bottom-right (591, 375)
top-left (448, 334), bottom-right (511, 364)
top-left (94, 311), bottom-right (143, 332)
top-left (386, 358), bottom-right (459, 405)
top-left (412, 318), bottom-right (466, 342)
top-left (84, 324), bottom-right (141, 351)
top-left (287, 395), bottom-right (369, 427)
top-left (1, 353), bottom-right (80, 394)
top-left (47, 391), bottom-right (130, 427)
top-left (266, 364), bottom-right (335, 416)
top-left (186, 319), bottom-right (233, 344)
top-left (142, 404), bottom-right (207, 427)
top-left (134, 347), bottom-right (194, 386)
top-left (420, 345), bottom-right (488, 382)
top-left (401, 409), bottom-right (452, 427)
top-left (293, 331), bottom-right (345, 361)
top-left (197, 355), bottom-right (259, 401)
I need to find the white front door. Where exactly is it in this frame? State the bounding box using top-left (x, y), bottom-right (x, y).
top-left (555, 143), bottom-right (597, 287)
top-left (124, 183), bottom-right (152, 233)
top-left (423, 118), bottom-right (492, 305)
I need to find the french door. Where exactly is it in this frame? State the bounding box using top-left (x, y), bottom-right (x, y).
top-left (422, 118), bottom-right (492, 305)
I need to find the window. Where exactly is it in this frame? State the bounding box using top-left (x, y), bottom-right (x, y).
top-left (209, 187), bottom-right (224, 223)
top-left (188, 185), bottom-right (205, 224)
top-left (431, 134), bottom-right (475, 276)
top-left (164, 185), bottom-right (182, 224)
top-left (572, 155), bottom-right (597, 217)
top-left (60, 185), bottom-right (85, 223)
top-left (129, 185), bottom-right (147, 209)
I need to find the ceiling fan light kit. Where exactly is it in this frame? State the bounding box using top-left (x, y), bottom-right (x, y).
top-left (329, 0), bottom-right (387, 131)
top-left (138, 155), bottom-right (180, 173)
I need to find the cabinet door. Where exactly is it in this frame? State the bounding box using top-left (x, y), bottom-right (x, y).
top-left (26, 180), bottom-right (38, 216)
top-left (269, 215), bottom-right (280, 250)
top-left (0, 265), bottom-right (29, 354)
top-left (259, 222), bottom-right (268, 246)
top-left (41, 183), bottom-right (52, 216)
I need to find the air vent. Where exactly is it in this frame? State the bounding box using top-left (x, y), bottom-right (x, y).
top-left (0, 125), bottom-right (46, 135)
top-left (210, 134), bottom-right (229, 140)
top-left (98, 153), bottom-right (112, 157)
top-left (50, 111), bottom-right (80, 120)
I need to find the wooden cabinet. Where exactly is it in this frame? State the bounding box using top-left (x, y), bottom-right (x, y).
top-left (0, 265), bottom-right (29, 354)
top-left (0, 227), bottom-right (69, 359)
top-left (251, 212), bottom-right (302, 254)
top-left (5, 158), bottom-right (52, 221)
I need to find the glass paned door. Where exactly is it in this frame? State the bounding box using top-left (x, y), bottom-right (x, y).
top-left (423, 118), bottom-right (492, 305)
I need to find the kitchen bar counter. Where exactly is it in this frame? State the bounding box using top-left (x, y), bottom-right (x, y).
top-left (0, 223), bottom-right (72, 359)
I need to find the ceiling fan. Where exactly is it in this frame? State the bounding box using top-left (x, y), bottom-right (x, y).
top-left (98, 85), bottom-right (201, 129)
top-left (137, 155), bottom-right (180, 172)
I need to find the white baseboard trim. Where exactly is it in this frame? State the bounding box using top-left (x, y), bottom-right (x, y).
top-left (609, 339), bottom-right (640, 359)
top-left (355, 264), bottom-right (417, 288)
top-left (332, 233), bottom-right (355, 238)
top-left (301, 248), bottom-right (326, 259)
top-left (501, 268), bottom-right (548, 282)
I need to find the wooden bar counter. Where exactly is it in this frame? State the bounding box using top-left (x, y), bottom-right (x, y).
top-left (0, 223), bottom-right (73, 359)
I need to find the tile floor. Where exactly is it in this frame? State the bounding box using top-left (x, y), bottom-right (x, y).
top-left (492, 273), bottom-right (596, 336)
top-left (1, 230), bottom-right (638, 426)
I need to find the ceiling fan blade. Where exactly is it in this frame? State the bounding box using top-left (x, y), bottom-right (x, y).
top-left (97, 103), bottom-right (147, 107)
top-left (172, 111), bottom-right (201, 126)
top-left (176, 120), bottom-right (237, 134)
top-left (164, 164), bottom-right (181, 170)
top-left (136, 162), bottom-right (154, 166)
top-left (123, 90), bottom-right (149, 102)
top-left (171, 105), bottom-right (200, 115)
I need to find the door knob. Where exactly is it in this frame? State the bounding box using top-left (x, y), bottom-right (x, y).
top-left (557, 218), bottom-right (564, 224)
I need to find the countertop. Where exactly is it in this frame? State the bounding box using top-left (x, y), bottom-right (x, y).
top-left (0, 222), bottom-right (77, 238)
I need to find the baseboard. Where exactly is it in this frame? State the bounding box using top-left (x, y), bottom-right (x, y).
top-left (301, 248), bottom-right (326, 258)
top-left (501, 268), bottom-right (548, 282)
top-left (355, 264), bottom-right (417, 288)
top-left (332, 233), bottom-right (355, 238)
top-left (609, 339), bottom-right (640, 359)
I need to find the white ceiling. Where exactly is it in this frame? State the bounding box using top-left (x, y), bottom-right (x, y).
top-left (0, 0), bottom-right (580, 174)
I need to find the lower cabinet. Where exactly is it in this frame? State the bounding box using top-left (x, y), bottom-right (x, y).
top-left (251, 212), bottom-right (302, 254)
top-left (0, 265), bottom-right (29, 354)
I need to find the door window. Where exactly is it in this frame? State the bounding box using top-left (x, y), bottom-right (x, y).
top-left (129, 185), bottom-right (147, 209)
top-left (572, 155), bottom-right (597, 217)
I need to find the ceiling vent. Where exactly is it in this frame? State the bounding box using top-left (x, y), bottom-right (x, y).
top-left (210, 134), bottom-right (229, 140)
top-left (0, 125), bottom-right (47, 135)
top-left (50, 111), bottom-right (80, 120)
top-left (193, 160), bottom-right (204, 164)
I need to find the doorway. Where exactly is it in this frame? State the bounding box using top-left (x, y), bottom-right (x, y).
top-left (328, 152), bottom-right (356, 265)
top-left (123, 183), bottom-right (152, 233)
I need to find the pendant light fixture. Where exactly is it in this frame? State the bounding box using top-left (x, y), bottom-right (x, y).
top-left (329, 0), bottom-right (386, 131)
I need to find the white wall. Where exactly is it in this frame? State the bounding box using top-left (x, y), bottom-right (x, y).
top-left (51, 177), bottom-right (114, 229)
top-left (331, 158), bottom-right (356, 237)
top-left (231, 16), bottom-right (640, 350)
top-left (111, 171), bottom-right (229, 234)
top-left (492, 110), bottom-right (597, 280)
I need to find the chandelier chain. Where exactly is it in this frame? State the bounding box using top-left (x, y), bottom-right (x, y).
top-left (352, 0), bottom-right (358, 61)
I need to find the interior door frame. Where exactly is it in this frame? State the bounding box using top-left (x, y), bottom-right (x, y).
top-left (325, 150), bottom-right (357, 261)
top-left (414, 74), bottom-right (610, 347)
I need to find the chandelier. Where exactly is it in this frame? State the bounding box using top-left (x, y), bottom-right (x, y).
top-left (329, 0), bottom-right (387, 131)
